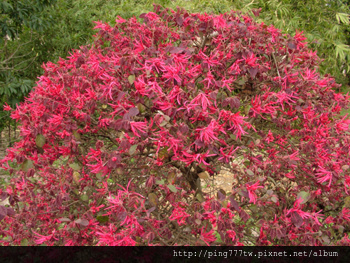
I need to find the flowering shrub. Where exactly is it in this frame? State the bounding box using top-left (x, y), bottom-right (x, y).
top-left (1, 5), bottom-right (350, 246)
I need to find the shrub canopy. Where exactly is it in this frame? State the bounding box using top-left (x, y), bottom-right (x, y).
top-left (1, 5), bottom-right (350, 246)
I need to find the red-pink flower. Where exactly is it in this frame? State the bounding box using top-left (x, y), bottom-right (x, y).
top-left (3, 103), bottom-right (11, 111)
top-left (226, 230), bottom-right (236, 242)
top-left (130, 121), bottom-right (148, 137)
top-left (196, 120), bottom-right (222, 143)
top-left (246, 181), bottom-right (263, 204)
top-left (169, 205), bottom-right (190, 226)
top-left (32, 230), bottom-right (58, 245)
top-left (48, 114), bottom-right (63, 126)
top-left (199, 227), bottom-right (217, 246)
top-left (342, 207), bottom-right (350, 222)
top-left (218, 145), bottom-right (239, 163)
top-left (179, 150), bottom-right (216, 166)
top-left (115, 16), bottom-right (126, 23)
top-left (336, 114), bottom-right (350, 133)
top-left (294, 30), bottom-right (307, 48)
top-left (316, 165), bottom-right (333, 187)
top-left (190, 93), bottom-right (212, 112)
top-left (244, 53), bottom-right (258, 67)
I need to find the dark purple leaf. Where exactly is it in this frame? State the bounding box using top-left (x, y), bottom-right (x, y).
top-left (222, 98), bottom-right (229, 108)
top-left (0, 206), bottom-right (7, 218)
top-left (128, 107), bottom-right (139, 117)
top-left (208, 144), bottom-right (219, 154)
top-left (117, 91), bottom-right (126, 102)
top-left (194, 139), bottom-right (205, 147)
top-left (215, 81), bottom-right (223, 88)
top-left (0, 192), bottom-right (7, 201)
top-left (145, 232), bottom-right (155, 243)
top-left (75, 219), bottom-right (89, 227)
top-left (199, 22), bottom-right (207, 32)
top-left (288, 41), bottom-right (296, 50)
top-left (123, 107), bottom-right (139, 121)
top-left (211, 200), bottom-right (222, 212)
top-left (75, 56), bottom-right (85, 68)
top-left (291, 211), bottom-right (303, 227)
top-left (239, 209), bottom-right (250, 222)
top-left (240, 190), bottom-right (249, 198)
top-left (276, 229), bottom-right (285, 239)
top-left (6, 207), bottom-right (15, 216)
top-left (106, 158), bottom-right (117, 169)
top-left (252, 8), bottom-right (261, 17)
top-left (146, 207), bottom-right (156, 217)
top-left (117, 212), bottom-right (127, 222)
top-left (179, 124), bottom-right (189, 134)
top-left (120, 139), bottom-right (131, 150)
top-left (217, 190), bottom-right (226, 201)
top-left (169, 47), bottom-right (186, 54)
top-left (249, 67), bottom-right (258, 78)
top-left (176, 16), bottom-right (183, 26)
top-left (209, 91), bottom-right (218, 100)
top-left (229, 196), bottom-right (240, 211)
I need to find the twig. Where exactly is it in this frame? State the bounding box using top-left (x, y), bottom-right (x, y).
top-left (272, 53), bottom-right (280, 77)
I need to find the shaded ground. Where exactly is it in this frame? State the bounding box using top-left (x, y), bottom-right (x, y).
top-left (0, 128), bottom-right (19, 177)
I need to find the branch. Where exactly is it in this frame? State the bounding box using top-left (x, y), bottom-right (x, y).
top-left (272, 52), bottom-right (281, 77)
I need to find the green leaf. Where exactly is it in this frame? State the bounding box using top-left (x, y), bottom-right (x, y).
top-left (81, 194), bottom-right (89, 202)
top-left (20, 239), bottom-right (28, 246)
top-left (21, 159), bottom-right (34, 172)
top-left (96, 215), bottom-right (109, 224)
top-left (335, 43), bottom-right (350, 61)
top-left (244, 105), bottom-right (251, 115)
top-left (297, 191), bottom-right (310, 204)
top-left (129, 144), bottom-right (137, 155)
top-left (156, 179), bottom-right (165, 185)
top-left (35, 134), bottom-right (46, 148)
top-left (69, 162), bottom-right (81, 171)
top-left (271, 196), bottom-right (278, 203)
top-left (128, 75), bottom-right (135, 85)
top-left (96, 173), bottom-right (103, 180)
top-left (167, 171), bottom-right (177, 184)
top-left (214, 231), bottom-right (223, 243)
top-left (72, 130), bottom-right (81, 140)
top-left (336, 13), bottom-right (349, 25)
top-left (158, 146), bottom-right (169, 160)
top-left (73, 171), bottom-right (81, 184)
top-left (196, 192), bottom-right (204, 202)
top-left (246, 169), bottom-right (254, 176)
top-left (237, 78), bottom-right (246, 85)
top-left (167, 184), bottom-right (177, 193)
top-left (148, 193), bottom-right (158, 207)
top-left (198, 172), bottom-right (209, 180)
top-left (75, 218), bottom-right (89, 226)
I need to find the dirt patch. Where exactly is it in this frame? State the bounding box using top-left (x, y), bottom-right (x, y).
top-left (200, 157), bottom-right (246, 197)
